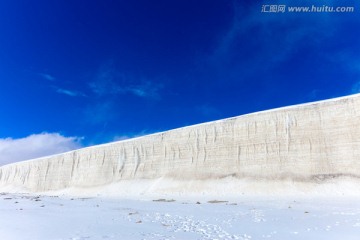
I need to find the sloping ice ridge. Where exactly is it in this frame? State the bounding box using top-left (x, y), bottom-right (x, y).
top-left (1, 94), bottom-right (360, 196)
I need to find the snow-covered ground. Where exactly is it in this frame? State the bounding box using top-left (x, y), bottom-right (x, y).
top-left (1, 193), bottom-right (360, 240)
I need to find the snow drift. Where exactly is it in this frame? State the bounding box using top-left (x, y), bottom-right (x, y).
top-left (1, 94), bottom-right (360, 195)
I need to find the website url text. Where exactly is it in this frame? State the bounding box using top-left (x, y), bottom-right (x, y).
top-left (261, 5), bottom-right (355, 13)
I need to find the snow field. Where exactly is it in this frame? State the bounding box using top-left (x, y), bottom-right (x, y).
top-left (1, 193), bottom-right (360, 240)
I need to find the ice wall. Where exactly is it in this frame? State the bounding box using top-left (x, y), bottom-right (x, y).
top-left (1, 94), bottom-right (360, 192)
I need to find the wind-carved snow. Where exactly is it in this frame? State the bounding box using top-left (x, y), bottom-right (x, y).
top-left (1, 94), bottom-right (360, 195)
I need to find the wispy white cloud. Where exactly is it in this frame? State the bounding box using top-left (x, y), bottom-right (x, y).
top-left (210, 2), bottom-right (337, 75)
top-left (89, 63), bottom-right (163, 100)
top-left (38, 73), bottom-right (86, 97)
top-left (56, 88), bottom-right (86, 97)
top-left (126, 81), bottom-right (163, 99)
top-left (85, 62), bottom-right (164, 126)
top-left (0, 133), bottom-right (83, 166)
top-left (89, 66), bottom-right (125, 97)
top-left (89, 61), bottom-right (125, 97)
top-left (39, 73), bottom-right (56, 81)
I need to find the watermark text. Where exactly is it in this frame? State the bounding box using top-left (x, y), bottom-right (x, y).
top-left (261, 5), bottom-right (355, 13)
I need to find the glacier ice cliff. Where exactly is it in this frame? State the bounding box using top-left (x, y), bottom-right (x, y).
top-left (1, 94), bottom-right (360, 193)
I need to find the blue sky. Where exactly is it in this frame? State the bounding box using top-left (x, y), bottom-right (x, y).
top-left (0, 0), bottom-right (359, 163)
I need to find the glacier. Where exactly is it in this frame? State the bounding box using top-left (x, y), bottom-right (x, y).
top-left (1, 94), bottom-right (360, 195)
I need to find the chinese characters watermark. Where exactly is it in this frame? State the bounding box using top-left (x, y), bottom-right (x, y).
top-left (261, 4), bottom-right (355, 13)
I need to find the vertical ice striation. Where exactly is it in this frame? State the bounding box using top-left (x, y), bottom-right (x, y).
top-left (1, 94), bottom-right (360, 192)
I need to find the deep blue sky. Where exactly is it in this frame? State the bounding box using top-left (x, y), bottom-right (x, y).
top-left (1, 0), bottom-right (359, 146)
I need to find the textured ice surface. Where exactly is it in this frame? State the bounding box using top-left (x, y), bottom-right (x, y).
top-left (1, 94), bottom-right (360, 195)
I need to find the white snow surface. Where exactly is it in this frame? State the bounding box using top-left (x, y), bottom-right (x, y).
top-left (1, 193), bottom-right (360, 240)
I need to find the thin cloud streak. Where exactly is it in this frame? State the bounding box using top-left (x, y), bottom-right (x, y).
top-left (89, 61), bottom-right (125, 97)
top-left (126, 81), bottom-right (163, 99)
top-left (210, 1), bottom-right (338, 78)
top-left (56, 88), bottom-right (86, 97)
top-left (39, 73), bottom-right (56, 81)
top-left (89, 63), bottom-right (163, 100)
